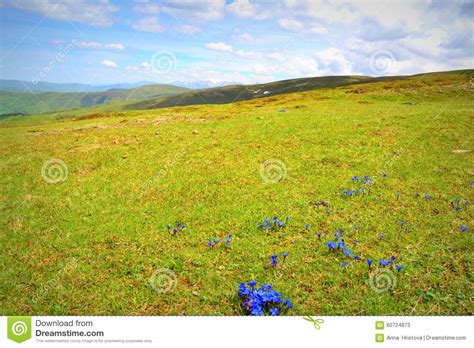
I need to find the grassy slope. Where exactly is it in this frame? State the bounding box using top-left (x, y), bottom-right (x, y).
top-left (0, 84), bottom-right (189, 115)
top-left (123, 75), bottom-right (374, 110)
top-left (0, 72), bottom-right (473, 315)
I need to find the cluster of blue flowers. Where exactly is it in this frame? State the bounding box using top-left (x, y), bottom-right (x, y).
top-left (166, 222), bottom-right (186, 235)
top-left (258, 216), bottom-right (291, 231)
top-left (207, 233), bottom-right (234, 248)
top-left (238, 281), bottom-right (293, 316)
top-left (270, 252), bottom-right (288, 267)
top-left (450, 197), bottom-right (469, 212)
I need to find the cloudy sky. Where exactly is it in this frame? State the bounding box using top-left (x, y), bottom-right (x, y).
top-left (0, 0), bottom-right (472, 85)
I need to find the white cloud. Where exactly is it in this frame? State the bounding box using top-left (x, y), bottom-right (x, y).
top-left (314, 48), bottom-right (353, 75)
top-left (159, 0), bottom-right (225, 21)
top-left (309, 24), bottom-right (328, 35)
top-left (177, 25), bottom-right (202, 35)
top-left (204, 41), bottom-right (233, 53)
top-left (226, 0), bottom-right (257, 18)
top-left (267, 52), bottom-right (284, 61)
top-left (278, 18), bottom-right (304, 31)
top-left (233, 32), bottom-right (255, 42)
top-left (133, 3), bottom-right (159, 14)
top-left (132, 17), bottom-right (163, 32)
top-left (126, 62), bottom-right (152, 71)
top-left (77, 42), bottom-right (124, 51)
top-left (101, 60), bottom-right (118, 68)
top-left (235, 50), bottom-right (262, 59)
top-left (105, 43), bottom-right (125, 51)
top-left (78, 41), bottom-right (102, 49)
top-left (1, 0), bottom-right (118, 26)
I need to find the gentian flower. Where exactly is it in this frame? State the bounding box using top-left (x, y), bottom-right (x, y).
top-left (367, 259), bottom-right (373, 267)
top-left (379, 233), bottom-right (385, 238)
top-left (395, 265), bottom-right (403, 272)
top-left (248, 281), bottom-right (257, 289)
top-left (284, 299), bottom-right (293, 308)
top-left (269, 308), bottom-right (280, 316)
top-left (341, 261), bottom-right (348, 267)
top-left (424, 195), bottom-right (431, 200)
top-left (270, 254), bottom-right (278, 267)
top-left (304, 223), bottom-right (310, 229)
top-left (207, 241), bottom-right (214, 247)
top-left (460, 225), bottom-right (468, 232)
top-left (317, 232), bottom-right (322, 239)
top-left (282, 253), bottom-right (288, 260)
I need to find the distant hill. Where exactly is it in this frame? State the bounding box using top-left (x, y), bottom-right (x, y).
top-left (124, 75), bottom-right (374, 110)
top-left (0, 84), bottom-right (189, 115)
top-left (0, 79), bottom-right (157, 93)
top-left (171, 80), bottom-right (239, 89)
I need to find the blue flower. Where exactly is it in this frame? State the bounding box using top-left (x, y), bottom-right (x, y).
top-left (424, 195), bottom-right (431, 200)
top-left (382, 173), bottom-right (388, 177)
top-left (379, 233), bottom-right (385, 238)
top-left (304, 223), bottom-right (310, 229)
top-left (269, 307), bottom-right (280, 316)
top-left (353, 255), bottom-right (360, 260)
top-left (317, 232), bottom-right (322, 239)
top-left (326, 241), bottom-right (336, 250)
top-left (367, 259), bottom-right (373, 267)
top-left (238, 282), bottom-right (292, 316)
top-left (173, 228), bottom-right (178, 234)
top-left (282, 253), bottom-right (288, 260)
top-left (225, 238), bottom-right (231, 248)
top-left (166, 225), bottom-right (171, 231)
top-left (270, 254), bottom-right (278, 267)
top-left (344, 249), bottom-right (352, 257)
top-left (351, 176), bottom-right (359, 181)
top-left (460, 225), bottom-right (468, 232)
top-left (278, 109), bottom-right (286, 113)
top-left (395, 265), bottom-right (403, 272)
top-left (207, 241), bottom-right (214, 247)
top-left (341, 261), bottom-right (348, 267)
top-left (284, 299), bottom-right (293, 308)
top-left (248, 281), bottom-right (257, 289)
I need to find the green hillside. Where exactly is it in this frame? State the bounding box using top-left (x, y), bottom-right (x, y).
top-left (0, 84), bottom-right (189, 115)
top-left (123, 75), bottom-right (374, 110)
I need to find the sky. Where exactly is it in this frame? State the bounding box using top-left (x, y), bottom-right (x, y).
top-left (0, 0), bottom-right (473, 85)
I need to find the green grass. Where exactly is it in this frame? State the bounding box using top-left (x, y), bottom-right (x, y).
top-left (0, 72), bottom-right (473, 315)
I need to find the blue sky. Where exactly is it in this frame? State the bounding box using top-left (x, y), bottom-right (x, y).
top-left (0, 0), bottom-right (472, 85)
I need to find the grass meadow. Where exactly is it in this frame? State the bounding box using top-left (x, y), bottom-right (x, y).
top-left (0, 72), bottom-right (473, 315)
